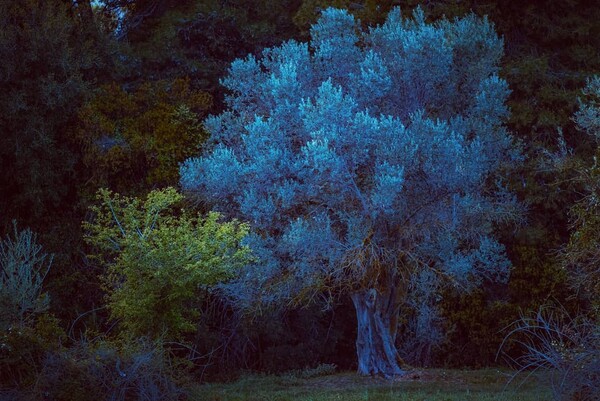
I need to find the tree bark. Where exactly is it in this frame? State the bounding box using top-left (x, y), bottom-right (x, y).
top-left (351, 288), bottom-right (407, 377)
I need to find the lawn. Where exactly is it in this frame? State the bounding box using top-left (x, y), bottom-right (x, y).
top-left (191, 368), bottom-right (552, 401)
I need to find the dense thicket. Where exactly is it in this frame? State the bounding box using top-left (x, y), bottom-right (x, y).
top-left (0, 0), bottom-right (599, 397)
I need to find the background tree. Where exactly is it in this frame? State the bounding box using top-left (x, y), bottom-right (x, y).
top-left (0, 0), bottom-right (101, 228)
top-left (293, 0), bottom-right (395, 32)
top-left (76, 78), bottom-right (212, 198)
top-left (100, 0), bottom-right (301, 100)
top-left (181, 8), bottom-right (521, 377)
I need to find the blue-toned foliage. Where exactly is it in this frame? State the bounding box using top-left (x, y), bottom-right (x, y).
top-left (181, 7), bottom-right (521, 309)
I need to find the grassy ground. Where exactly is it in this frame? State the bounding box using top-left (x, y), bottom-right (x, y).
top-left (191, 368), bottom-right (552, 401)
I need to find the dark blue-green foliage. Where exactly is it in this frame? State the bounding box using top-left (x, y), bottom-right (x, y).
top-left (181, 7), bottom-right (521, 309)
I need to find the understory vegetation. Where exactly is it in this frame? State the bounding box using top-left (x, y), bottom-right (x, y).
top-left (1, 1), bottom-right (599, 400)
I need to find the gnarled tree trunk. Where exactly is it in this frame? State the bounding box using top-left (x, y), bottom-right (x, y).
top-left (351, 288), bottom-right (406, 377)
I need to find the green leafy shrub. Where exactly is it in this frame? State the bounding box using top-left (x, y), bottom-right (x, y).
top-left (84, 187), bottom-right (251, 341)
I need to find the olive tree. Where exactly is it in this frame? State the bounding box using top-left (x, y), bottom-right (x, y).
top-left (181, 7), bottom-right (520, 376)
